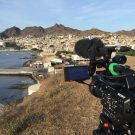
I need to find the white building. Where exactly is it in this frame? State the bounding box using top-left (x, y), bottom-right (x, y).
top-left (71, 55), bottom-right (86, 61)
top-left (66, 41), bottom-right (76, 52)
top-left (44, 62), bottom-right (52, 68)
top-left (32, 61), bottom-right (44, 69)
top-left (0, 40), bottom-right (5, 46)
top-left (130, 44), bottom-right (135, 50)
top-left (51, 58), bottom-right (63, 64)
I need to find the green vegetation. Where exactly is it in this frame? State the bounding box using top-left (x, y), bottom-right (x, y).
top-left (31, 48), bottom-right (43, 53)
top-left (5, 42), bottom-right (21, 50)
top-left (55, 51), bottom-right (67, 56)
top-left (117, 51), bottom-right (135, 56)
top-left (56, 51), bottom-right (75, 57)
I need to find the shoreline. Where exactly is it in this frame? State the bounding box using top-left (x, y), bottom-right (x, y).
top-left (0, 50), bottom-right (40, 105)
top-left (28, 74), bottom-right (41, 95)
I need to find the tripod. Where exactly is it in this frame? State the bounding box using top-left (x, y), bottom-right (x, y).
top-left (93, 113), bottom-right (135, 135)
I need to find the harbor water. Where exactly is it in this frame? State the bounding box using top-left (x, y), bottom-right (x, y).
top-left (0, 51), bottom-right (35, 104)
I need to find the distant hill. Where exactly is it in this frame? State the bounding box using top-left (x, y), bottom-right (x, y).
top-left (0, 25), bottom-right (109, 38)
top-left (82, 28), bottom-right (110, 36)
top-left (0, 26), bottom-right (21, 38)
top-left (21, 26), bottom-right (45, 37)
top-left (116, 29), bottom-right (135, 36)
top-left (1, 24), bottom-right (135, 38)
top-left (45, 24), bottom-right (81, 35)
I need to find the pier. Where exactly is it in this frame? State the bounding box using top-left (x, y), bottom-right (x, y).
top-left (0, 67), bottom-right (40, 95)
top-left (0, 68), bottom-right (33, 75)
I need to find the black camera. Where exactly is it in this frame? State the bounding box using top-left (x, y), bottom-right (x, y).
top-left (64, 38), bottom-right (135, 135)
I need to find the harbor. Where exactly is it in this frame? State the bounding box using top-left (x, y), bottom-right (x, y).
top-left (0, 51), bottom-right (40, 104)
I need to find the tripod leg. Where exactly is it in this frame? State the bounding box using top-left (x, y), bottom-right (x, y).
top-left (130, 114), bottom-right (135, 135)
top-left (93, 128), bottom-right (106, 135)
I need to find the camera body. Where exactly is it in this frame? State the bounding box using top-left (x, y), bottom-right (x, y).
top-left (64, 38), bottom-right (135, 134)
top-left (64, 55), bottom-right (135, 134)
top-left (90, 68), bottom-right (135, 128)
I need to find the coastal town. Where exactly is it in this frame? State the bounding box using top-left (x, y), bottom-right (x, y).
top-left (0, 32), bottom-right (135, 78)
top-left (1, 0), bottom-right (135, 134)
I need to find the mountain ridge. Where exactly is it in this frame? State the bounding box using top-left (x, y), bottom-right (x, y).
top-left (45, 23), bottom-right (81, 35)
top-left (116, 29), bottom-right (135, 37)
top-left (0, 26), bottom-right (21, 38)
top-left (21, 26), bottom-right (45, 37)
top-left (0, 24), bottom-right (135, 38)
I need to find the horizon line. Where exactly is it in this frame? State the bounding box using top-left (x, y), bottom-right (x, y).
top-left (0, 23), bottom-right (135, 33)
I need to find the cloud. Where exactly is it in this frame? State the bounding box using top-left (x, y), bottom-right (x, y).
top-left (79, 0), bottom-right (135, 19)
top-left (81, 1), bottom-right (101, 14)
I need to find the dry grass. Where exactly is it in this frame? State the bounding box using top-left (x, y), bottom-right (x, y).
top-left (0, 56), bottom-right (134, 135)
top-left (0, 73), bottom-right (101, 135)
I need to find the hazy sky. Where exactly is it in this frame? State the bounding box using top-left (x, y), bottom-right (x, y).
top-left (0, 0), bottom-right (135, 32)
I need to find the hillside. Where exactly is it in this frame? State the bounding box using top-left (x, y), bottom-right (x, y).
top-left (116, 29), bottom-right (135, 37)
top-left (45, 24), bottom-right (81, 35)
top-left (82, 28), bottom-right (110, 36)
top-left (1, 25), bottom-right (135, 38)
top-left (0, 73), bottom-right (101, 135)
top-left (0, 56), bottom-right (135, 135)
top-left (0, 24), bottom-right (108, 38)
top-left (21, 26), bottom-right (45, 37)
top-left (0, 26), bottom-right (21, 38)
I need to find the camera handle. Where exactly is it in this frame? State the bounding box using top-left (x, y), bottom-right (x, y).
top-left (93, 113), bottom-right (133, 135)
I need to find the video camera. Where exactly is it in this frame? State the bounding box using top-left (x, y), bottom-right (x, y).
top-left (64, 38), bottom-right (135, 135)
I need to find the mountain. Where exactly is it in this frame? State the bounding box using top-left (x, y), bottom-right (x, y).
top-left (0, 25), bottom-right (109, 38)
top-left (45, 24), bottom-right (81, 35)
top-left (3, 24), bottom-right (135, 38)
top-left (82, 28), bottom-right (110, 36)
top-left (0, 26), bottom-right (21, 38)
top-left (21, 26), bottom-right (45, 37)
top-left (116, 29), bottom-right (135, 36)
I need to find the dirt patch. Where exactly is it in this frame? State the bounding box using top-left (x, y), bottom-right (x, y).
top-left (126, 56), bottom-right (135, 70)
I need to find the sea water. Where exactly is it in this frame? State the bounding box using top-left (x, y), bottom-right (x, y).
top-left (0, 51), bottom-right (35, 104)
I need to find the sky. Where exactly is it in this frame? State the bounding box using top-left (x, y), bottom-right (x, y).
top-left (0, 0), bottom-right (135, 32)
